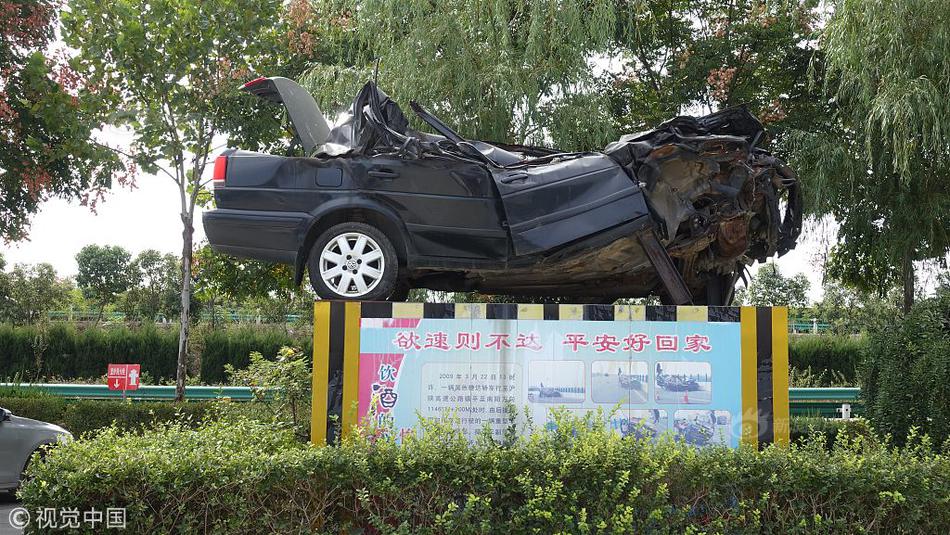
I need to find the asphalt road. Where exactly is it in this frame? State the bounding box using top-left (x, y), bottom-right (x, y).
top-left (655, 384), bottom-right (713, 404)
top-left (591, 374), bottom-right (648, 404)
top-left (0, 494), bottom-right (23, 535)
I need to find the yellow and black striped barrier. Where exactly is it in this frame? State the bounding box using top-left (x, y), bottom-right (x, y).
top-left (311, 302), bottom-right (789, 448)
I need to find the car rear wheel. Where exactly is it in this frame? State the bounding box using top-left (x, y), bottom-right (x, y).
top-left (308, 222), bottom-right (399, 300)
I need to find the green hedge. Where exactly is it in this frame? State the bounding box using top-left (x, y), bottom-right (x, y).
top-left (200, 326), bottom-right (311, 384)
top-left (789, 334), bottom-right (866, 384)
top-left (0, 396), bottom-right (211, 437)
top-left (20, 415), bottom-right (950, 534)
top-left (0, 323), bottom-right (179, 381)
top-left (0, 324), bottom-right (310, 383)
top-left (861, 291), bottom-right (950, 446)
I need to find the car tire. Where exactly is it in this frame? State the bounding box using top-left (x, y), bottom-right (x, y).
top-left (308, 222), bottom-right (399, 301)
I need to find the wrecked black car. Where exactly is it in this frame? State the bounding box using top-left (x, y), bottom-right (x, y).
top-left (203, 76), bottom-right (801, 303)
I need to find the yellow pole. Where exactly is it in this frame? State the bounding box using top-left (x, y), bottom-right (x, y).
top-left (311, 301), bottom-right (331, 446)
top-left (771, 307), bottom-right (790, 446)
top-left (740, 306), bottom-right (758, 447)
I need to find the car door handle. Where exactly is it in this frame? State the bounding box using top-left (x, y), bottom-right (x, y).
top-left (368, 168), bottom-right (400, 179)
top-left (499, 172), bottom-right (529, 184)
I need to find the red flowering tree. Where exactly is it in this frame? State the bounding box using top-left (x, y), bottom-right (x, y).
top-left (0, 0), bottom-right (130, 241)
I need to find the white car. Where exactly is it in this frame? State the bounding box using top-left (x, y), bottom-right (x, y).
top-left (0, 407), bottom-right (71, 494)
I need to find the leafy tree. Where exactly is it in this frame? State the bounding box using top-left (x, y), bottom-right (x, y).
top-left (297, 0), bottom-right (624, 150)
top-left (0, 254), bottom-right (11, 315)
top-left (193, 243), bottom-right (301, 328)
top-left (0, 261), bottom-right (72, 324)
top-left (605, 0), bottom-right (822, 151)
top-left (735, 262), bottom-right (810, 307)
top-left (296, 0), bottom-right (821, 154)
top-left (0, 0), bottom-right (131, 242)
top-left (63, 0), bottom-right (293, 399)
top-left (121, 250), bottom-right (180, 321)
top-left (225, 346), bottom-right (311, 439)
top-left (809, 280), bottom-right (900, 335)
top-left (788, 0), bottom-right (950, 312)
top-left (75, 244), bottom-right (133, 321)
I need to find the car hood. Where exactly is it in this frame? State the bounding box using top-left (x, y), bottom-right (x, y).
top-left (10, 414), bottom-right (70, 439)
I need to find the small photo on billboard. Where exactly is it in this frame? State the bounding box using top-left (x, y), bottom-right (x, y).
top-left (618, 409), bottom-right (668, 440)
top-left (591, 361), bottom-right (649, 404)
top-left (527, 360), bottom-right (585, 403)
top-left (654, 361), bottom-right (712, 404)
top-left (673, 410), bottom-right (732, 446)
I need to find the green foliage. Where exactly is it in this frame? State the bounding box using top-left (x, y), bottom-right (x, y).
top-left (861, 290), bottom-right (950, 445)
top-left (606, 0), bottom-right (823, 151)
top-left (0, 395), bottom-right (211, 436)
top-left (0, 323), bottom-right (314, 383)
top-left (789, 416), bottom-right (872, 448)
top-left (300, 0), bottom-right (620, 150)
top-left (298, 1), bottom-right (822, 154)
top-left (225, 346), bottom-right (311, 438)
top-left (75, 244), bottom-right (134, 319)
top-left (0, 259), bottom-right (72, 324)
top-left (20, 412), bottom-right (950, 534)
top-left (0, 0), bottom-right (128, 242)
top-left (199, 326), bottom-right (311, 384)
top-left (789, 335), bottom-right (867, 385)
top-left (120, 249), bottom-right (181, 321)
top-left (63, 0), bottom-right (298, 394)
top-left (789, 366), bottom-right (852, 388)
top-left (0, 396), bottom-right (67, 426)
top-left (735, 262), bottom-right (811, 307)
top-left (788, 0), bottom-right (950, 306)
top-left (0, 323), bottom-right (180, 381)
top-left (808, 280), bottom-right (902, 335)
top-left (193, 243), bottom-right (310, 327)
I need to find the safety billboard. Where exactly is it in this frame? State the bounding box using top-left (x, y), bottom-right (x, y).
top-left (311, 302), bottom-right (789, 449)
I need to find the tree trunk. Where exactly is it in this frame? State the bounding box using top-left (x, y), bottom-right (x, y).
top-left (901, 252), bottom-right (914, 314)
top-left (176, 212), bottom-right (194, 402)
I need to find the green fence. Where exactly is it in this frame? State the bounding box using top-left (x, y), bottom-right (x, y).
top-left (2, 383), bottom-right (859, 417)
top-left (788, 387), bottom-right (861, 417)
top-left (0, 383), bottom-right (262, 401)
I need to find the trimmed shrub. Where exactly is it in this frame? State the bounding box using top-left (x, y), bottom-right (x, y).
top-left (0, 323), bottom-right (179, 381)
top-left (789, 334), bottom-right (866, 385)
top-left (0, 324), bottom-right (311, 383)
top-left (0, 396), bottom-right (68, 426)
top-left (200, 326), bottom-right (310, 384)
top-left (790, 416), bottom-right (872, 448)
top-left (20, 414), bottom-right (950, 534)
top-left (861, 291), bottom-right (950, 446)
top-left (0, 396), bottom-right (212, 436)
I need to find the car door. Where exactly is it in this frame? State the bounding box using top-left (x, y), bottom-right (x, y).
top-left (492, 154), bottom-right (649, 256)
top-left (354, 154), bottom-right (510, 261)
top-left (0, 410), bottom-right (27, 487)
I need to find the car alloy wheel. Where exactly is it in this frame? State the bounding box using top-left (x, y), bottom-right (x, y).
top-left (319, 232), bottom-right (386, 297)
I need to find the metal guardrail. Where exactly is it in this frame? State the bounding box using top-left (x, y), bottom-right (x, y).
top-left (0, 383), bottom-right (264, 402)
top-left (3, 383), bottom-right (858, 416)
top-left (46, 310), bottom-right (304, 323)
top-left (788, 387), bottom-right (861, 417)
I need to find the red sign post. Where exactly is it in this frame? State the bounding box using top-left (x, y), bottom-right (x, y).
top-left (107, 364), bottom-right (141, 391)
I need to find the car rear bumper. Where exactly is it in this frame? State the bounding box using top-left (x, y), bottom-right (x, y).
top-left (202, 209), bottom-right (309, 264)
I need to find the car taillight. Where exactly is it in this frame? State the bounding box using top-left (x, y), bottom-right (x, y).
top-left (242, 76), bottom-right (267, 88)
top-left (212, 155), bottom-right (227, 187)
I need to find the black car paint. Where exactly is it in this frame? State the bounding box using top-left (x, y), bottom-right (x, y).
top-left (204, 77), bottom-right (802, 302)
top-left (205, 146), bottom-right (647, 280)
